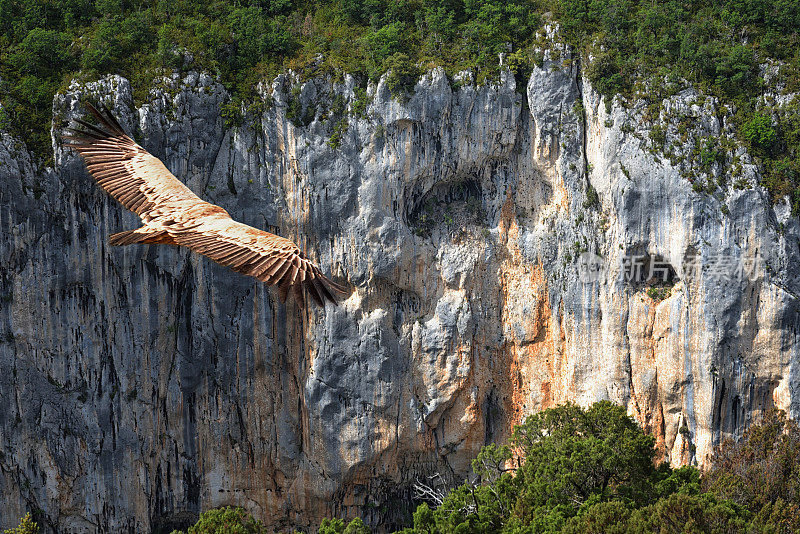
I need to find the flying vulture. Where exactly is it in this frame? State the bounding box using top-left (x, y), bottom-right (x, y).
top-left (64, 103), bottom-right (346, 308)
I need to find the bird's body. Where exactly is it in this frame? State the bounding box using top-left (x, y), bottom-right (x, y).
top-left (65, 103), bottom-right (345, 307)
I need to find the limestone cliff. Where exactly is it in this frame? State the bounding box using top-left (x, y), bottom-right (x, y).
top-left (1, 42), bottom-right (799, 532)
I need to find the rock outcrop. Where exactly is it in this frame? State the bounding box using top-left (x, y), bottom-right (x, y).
top-left (1, 42), bottom-right (799, 532)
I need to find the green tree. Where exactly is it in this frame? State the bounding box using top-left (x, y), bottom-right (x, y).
top-left (411, 503), bottom-right (436, 534)
top-left (333, 404), bottom-right (800, 533)
top-left (704, 410), bottom-right (800, 514)
top-left (628, 492), bottom-right (749, 533)
top-left (422, 0), bottom-right (460, 45)
top-left (460, 0), bottom-right (538, 67)
top-left (746, 499), bottom-right (800, 533)
top-left (742, 113), bottom-right (778, 155)
top-left (510, 401), bottom-right (662, 518)
top-left (585, 51), bottom-right (631, 98)
top-left (173, 506), bottom-right (267, 534)
top-left (227, 6), bottom-right (295, 68)
top-left (555, 0), bottom-right (594, 41)
top-left (343, 518), bottom-right (371, 534)
top-left (714, 44), bottom-right (756, 96)
top-left (80, 12), bottom-right (154, 73)
top-left (361, 21), bottom-right (407, 79)
top-left (383, 52), bottom-right (421, 99)
top-left (409, 401), bottom-right (691, 533)
top-left (561, 500), bottom-right (631, 534)
top-left (317, 517), bottom-right (371, 534)
top-left (318, 518), bottom-right (345, 534)
top-left (8, 28), bottom-right (73, 77)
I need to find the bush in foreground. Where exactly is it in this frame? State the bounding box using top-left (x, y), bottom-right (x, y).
top-left (170, 506), bottom-right (267, 534)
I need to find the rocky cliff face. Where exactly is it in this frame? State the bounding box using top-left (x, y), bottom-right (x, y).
top-left (1, 40), bottom-right (799, 532)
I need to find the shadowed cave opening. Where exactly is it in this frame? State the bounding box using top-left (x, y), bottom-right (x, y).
top-left (405, 178), bottom-right (485, 238)
top-left (620, 249), bottom-right (679, 293)
top-left (483, 387), bottom-right (503, 445)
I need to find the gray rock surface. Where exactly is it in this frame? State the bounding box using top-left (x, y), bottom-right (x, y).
top-left (1, 46), bottom-right (800, 532)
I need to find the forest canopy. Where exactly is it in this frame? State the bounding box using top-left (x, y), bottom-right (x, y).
top-left (0, 0), bottom-right (799, 202)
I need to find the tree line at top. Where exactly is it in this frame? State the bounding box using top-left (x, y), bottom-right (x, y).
top-left (0, 0), bottom-right (798, 205)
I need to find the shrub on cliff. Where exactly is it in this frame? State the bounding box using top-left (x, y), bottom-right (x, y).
top-left (703, 409), bottom-right (800, 530)
top-left (742, 113), bottom-right (779, 156)
top-left (170, 511), bottom-right (371, 534)
top-left (3, 513), bottom-right (38, 534)
top-left (169, 506), bottom-right (267, 534)
top-left (318, 517), bottom-right (371, 534)
top-left (383, 53), bottom-right (422, 100)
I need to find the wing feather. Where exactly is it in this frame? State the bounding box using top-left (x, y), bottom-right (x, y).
top-left (227, 249), bottom-right (257, 267)
top-left (278, 275), bottom-right (292, 303)
top-left (292, 281), bottom-right (305, 308)
top-left (264, 255), bottom-right (290, 277)
top-left (303, 268), bottom-right (324, 306)
top-left (248, 256), bottom-right (279, 278)
top-left (313, 276), bottom-right (336, 303)
top-left (168, 220), bottom-right (344, 306)
top-left (64, 103), bottom-right (201, 220)
top-left (288, 263), bottom-right (299, 285)
top-left (266, 258), bottom-right (293, 286)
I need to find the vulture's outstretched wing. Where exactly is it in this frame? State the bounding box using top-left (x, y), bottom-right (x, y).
top-left (64, 103), bottom-right (346, 307)
top-left (63, 104), bottom-right (201, 223)
top-left (169, 219), bottom-right (347, 307)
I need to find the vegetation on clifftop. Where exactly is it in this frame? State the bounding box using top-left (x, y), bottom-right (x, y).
top-left (0, 0), bottom-right (798, 202)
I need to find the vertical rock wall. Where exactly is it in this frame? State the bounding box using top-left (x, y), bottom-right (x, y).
top-left (1, 43), bottom-right (799, 532)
